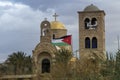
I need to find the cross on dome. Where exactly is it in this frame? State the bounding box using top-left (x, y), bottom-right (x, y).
top-left (53, 13), bottom-right (59, 21)
top-left (44, 18), bottom-right (47, 21)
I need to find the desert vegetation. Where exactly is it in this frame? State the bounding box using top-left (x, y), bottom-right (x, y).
top-left (0, 50), bottom-right (120, 80)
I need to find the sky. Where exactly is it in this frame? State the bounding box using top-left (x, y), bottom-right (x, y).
top-left (0, 0), bottom-right (120, 62)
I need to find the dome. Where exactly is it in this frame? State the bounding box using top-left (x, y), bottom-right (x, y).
top-left (50, 21), bottom-right (66, 29)
top-left (84, 4), bottom-right (100, 11)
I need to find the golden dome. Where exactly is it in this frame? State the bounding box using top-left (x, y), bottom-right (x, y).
top-left (50, 21), bottom-right (66, 29)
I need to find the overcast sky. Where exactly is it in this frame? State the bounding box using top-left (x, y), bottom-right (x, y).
top-left (0, 0), bottom-right (120, 62)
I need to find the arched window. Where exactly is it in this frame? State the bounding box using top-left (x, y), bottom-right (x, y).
top-left (92, 37), bottom-right (97, 48)
top-left (42, 59), bottom-right (50, 73)
top-left (91, 18), bottom-right (97, 28)
top-left (85, 37), bottom-right (90, 48)
top-left (84, 18), bottom-right (90, 29)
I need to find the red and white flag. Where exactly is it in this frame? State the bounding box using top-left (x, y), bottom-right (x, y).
top-left (62, 35), bottom-right (72, 45)
top-left (52, 35), bottom-right (72, 45)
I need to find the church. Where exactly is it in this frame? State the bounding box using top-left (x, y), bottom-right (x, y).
top-left (32, 4), bottom-right (106, 80)
top-left (0, 4), bottom-right (107, 80)
top-left (32, 13), bottom-right (72, 75)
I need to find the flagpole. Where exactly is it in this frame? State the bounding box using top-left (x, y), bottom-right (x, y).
top-left (71, 35), bottom-right (74, 57)
top-left (71, 35), bottom-right (78, 58)
top-left (117, 35), bottom-right (120, 50)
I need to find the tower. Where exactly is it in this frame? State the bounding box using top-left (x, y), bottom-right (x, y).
top-left (78, 4), bottom-right (106, 61)
top-left (32, 19), bottom-right (57, 76)
top-left (40, 19), bottom-right (51, 42)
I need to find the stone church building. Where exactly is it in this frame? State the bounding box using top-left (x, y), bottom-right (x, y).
top-left (32, 4), bottom-right (106, 80)
top-left (32, 13), bottom-right (71, 76)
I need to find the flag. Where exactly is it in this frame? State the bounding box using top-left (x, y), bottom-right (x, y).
top-left (52, 42), bottom-right (69, 46)
top-left (53, 35), bottom-right (71, 40)
top-left (52, 42), bottom-right (69, 50)
top-left (52, 35), bottom-right (72, 45)
top-left (52, 35), bottom-right (72, 50)
top-left (62, 35), bottom-right (72, 45)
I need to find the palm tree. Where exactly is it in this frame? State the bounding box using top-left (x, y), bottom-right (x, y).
top-left (55, 49), bottom-right (72, 64)
top-left (24, 55), bottom-right (32, 74)
top-left (5, 51), bottom-right (32, 74)
top-left (50, 49), bottom-right (72, 80)
top-left (0, 63), bottom-right (8, 75)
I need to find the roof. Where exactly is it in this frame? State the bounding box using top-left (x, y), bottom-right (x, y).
top-left (84, 4), bottom-right (100, 11)
top-left (50, 21), bottom-right (66, 29)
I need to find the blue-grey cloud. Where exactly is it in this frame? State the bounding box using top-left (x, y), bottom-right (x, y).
top-left (0, 0), bottom-right (120, 62)
top-left (0, 1), bottom-right (55, 62)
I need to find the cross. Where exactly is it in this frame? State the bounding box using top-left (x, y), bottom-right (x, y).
top-left (53, 13), bottom-right (59, 21)
top-left (44, 18), bottom-right (47, 21)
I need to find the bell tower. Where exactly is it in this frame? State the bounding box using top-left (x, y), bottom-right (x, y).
top-left (33, 19), bottom-right (57, 78)
top-left (78, 4), bottom-right (106, 61)
top-left (40, 19), bottom-right (51, 43)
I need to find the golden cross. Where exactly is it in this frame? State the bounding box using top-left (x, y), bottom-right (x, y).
top-left (53, 13), bottom-right (59, 21)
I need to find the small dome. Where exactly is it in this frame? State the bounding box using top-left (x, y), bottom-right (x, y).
top-left (84, 4), bottom-right (100, 11)
top-left (51, 21), bottom-right (66, 29)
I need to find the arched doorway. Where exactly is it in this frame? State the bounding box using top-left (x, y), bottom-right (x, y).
top-left (42, 59), bottom-right (50, 73)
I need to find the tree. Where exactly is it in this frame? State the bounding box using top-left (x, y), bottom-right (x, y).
top-left (114, 50), bottom-right (120, 79)
top-left (50, 49), bottom-right (105, 80)
top-left (100, 52), bottom-right (115, 80)
top-left (76, 52), bottom-right (104, 80)
top-left (0, 63), bottom-right (8, 75)
top-left (50, 49), bottom-right (72, 80)
top-left (24, 55), bottom-right (32, 74)
top-left (5, 51), bottom-right (32, 74)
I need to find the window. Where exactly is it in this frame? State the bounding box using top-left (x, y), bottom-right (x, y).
top-left (42, 59), bottom-right (50, 73)
top-left (92, 37), bottom-right (97, 48)
top-left (85, 37), bottom-right (90, 48)
top-left (84, 18), bottom-right (90, 29)
top-left (91, 18), bottom-right (97, 28)
top-left (53, 34), bottom-right (55, 39)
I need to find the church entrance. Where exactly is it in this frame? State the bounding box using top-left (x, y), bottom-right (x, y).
top-left (42, 59), bottom-right (50, 73)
